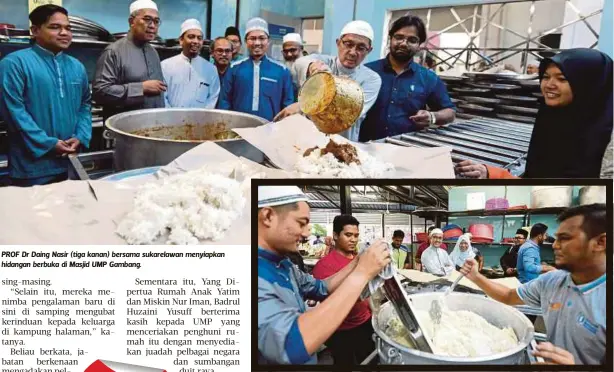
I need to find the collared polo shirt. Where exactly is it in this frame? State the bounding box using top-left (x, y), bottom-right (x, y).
top-left (517, 270), bottom-right (606, 365)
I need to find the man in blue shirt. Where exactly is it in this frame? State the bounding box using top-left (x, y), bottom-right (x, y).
top-left (218, 18), bottom-right (294, 121)
top-left (258, 186), bottom-right (391, 365)
top-left (360, 15), bottom-right (456, 141)
top-left (0, 5), bottom-right (91, 186)
top-left (461, 204), bottom-right (607, 365)
top-left (517, 223), bottom-right (556, 283)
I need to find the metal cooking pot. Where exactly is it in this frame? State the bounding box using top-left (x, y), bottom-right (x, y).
top-left (373, 292), bottom-right (534, 365)
top-left (105, 108), bottom-right (268, 171)
top-left (298, 72), bottom-right (364, 134)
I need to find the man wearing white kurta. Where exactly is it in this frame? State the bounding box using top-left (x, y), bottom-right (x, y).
top-left (274, 20), bottom-right (382, 142)
top-left (421, 228), bottom-right (454, 276)
top-left (161, 19), bottom-right (220, 108)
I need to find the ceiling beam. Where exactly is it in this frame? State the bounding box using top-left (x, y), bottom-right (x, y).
top-left (315, 191), bottom-right (340, 209)
top-left (415, 186), bottom-right (448, 208)
top-left (378, 185), bottom-right (430, 207)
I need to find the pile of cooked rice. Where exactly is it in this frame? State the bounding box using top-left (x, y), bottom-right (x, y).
top-left (295, 143), bottom-right (395, 178)
top-left (386, 309), bottom-right (519, 357)
top-left (116, 167), bottom-right (245, 245)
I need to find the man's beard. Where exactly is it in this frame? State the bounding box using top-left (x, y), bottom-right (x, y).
top-left (391, 48), bottom-right (415, 63)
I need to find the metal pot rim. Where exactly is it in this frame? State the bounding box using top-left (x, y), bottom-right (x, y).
top-left (105, 108), bottom-right (268, 144)
top-left (373, 292), bottom-right (533, 363)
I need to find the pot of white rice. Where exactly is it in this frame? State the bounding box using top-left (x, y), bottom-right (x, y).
top-left (373, 292), bottom-right (534, 365)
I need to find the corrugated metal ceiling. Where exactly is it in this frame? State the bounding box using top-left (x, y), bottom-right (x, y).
top-left (300, 185), bottom-right (449, 212)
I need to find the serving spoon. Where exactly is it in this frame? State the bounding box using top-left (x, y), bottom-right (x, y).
top-left (429, 272), bottom-right (466, 325)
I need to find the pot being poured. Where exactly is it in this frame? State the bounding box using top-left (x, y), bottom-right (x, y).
top-left (298, 72), bottom-right (364, 135)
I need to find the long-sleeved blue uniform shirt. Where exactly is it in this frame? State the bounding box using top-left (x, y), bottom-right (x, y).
top-left (0, 44), bottom-right (91, 179)
top-left (258, 247), bottom-right (329, 364)
top-left (218, 55), bottom-right (294, 121)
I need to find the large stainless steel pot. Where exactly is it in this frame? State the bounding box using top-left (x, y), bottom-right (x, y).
top-left (578, 186), bottom-right (606, 205)
top-left (105, 108), bottom-right (268, 171)
top-left (531, 186), bottom-right (572, 208)
top-left (298, 72), bottom-right (364, 134)
top-left (373, 292), bottom-right (534, 365)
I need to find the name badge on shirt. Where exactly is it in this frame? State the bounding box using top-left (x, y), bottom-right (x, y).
top-left (577, 313), bottom-right (599, 335)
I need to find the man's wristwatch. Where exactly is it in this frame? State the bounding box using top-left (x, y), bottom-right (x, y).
top-left (429, 111), bottom-right (437, 125)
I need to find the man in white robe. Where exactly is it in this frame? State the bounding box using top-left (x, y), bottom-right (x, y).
top-left (273, 20), bottom-right (381, 142)
top-left (161, 19), bottom-right (220, 108)
top-left (421, 228), bottom-right (454, 276)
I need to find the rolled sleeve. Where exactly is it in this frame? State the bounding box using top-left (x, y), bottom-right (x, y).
top-left (292, 266), bottom-right (329, 301)
top-left (258, 277), bottom-right (311, 364)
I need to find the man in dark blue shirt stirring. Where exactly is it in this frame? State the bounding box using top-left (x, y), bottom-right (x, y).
top-left (360, 15), bottom-right (456, 141)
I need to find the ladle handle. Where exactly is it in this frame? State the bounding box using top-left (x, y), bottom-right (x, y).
top-left (445, 273), bottom-right (465, 296)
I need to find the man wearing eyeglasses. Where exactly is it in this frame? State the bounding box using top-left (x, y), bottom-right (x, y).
top-left (274, 20), bottom-right (382, 142)
top-left (211, 37), bottom-right (234, 83)
top-left (161, 19), bottom-right (219, 109)
top-left (500, 228), bottom-right (529, 277)
top-left (359, 15), bottom-right (456, 142)
top-left (93, 0), bottom-right (166, 122)
top-left (218, 17), bottom-right (294, 122)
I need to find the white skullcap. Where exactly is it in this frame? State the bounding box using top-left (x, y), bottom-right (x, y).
top-left (283, 33), bottom-right (302, 44)
top-left (258, 186), bottom-right (308, 208)
top-left (180, 19), bottom-right (202, 35)
top-left (429, 228), bottom-right (444, 237)
top-left (130, 0), bottom-right (158, 14)
top-left (340, 20), bottom-right (374, 42)
top-left (245, 17), bottom-right (269, 37)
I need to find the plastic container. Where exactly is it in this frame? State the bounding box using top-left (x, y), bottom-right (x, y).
top-left (442, 224), bottom-right (461, 232)
top-left (469, 223), bottom-right (494, 242)
top-left (531, 186), bottom-right (572, 208)
top-left (443, 227), bottom-right (463, 240)
top-left (485, 198), bottom-right (509, 210)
